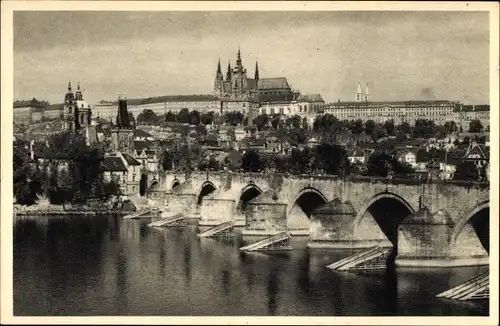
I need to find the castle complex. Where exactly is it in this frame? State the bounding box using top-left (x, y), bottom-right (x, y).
top-left (213, 48), bottom-right (299, 103)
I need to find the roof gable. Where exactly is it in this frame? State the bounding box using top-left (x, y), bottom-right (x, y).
top-left (463, 144), bottom-right (488, 160)
top-left (134, 129), bottom-right (153, 138)
top-left (122, 153), bottom-right (142, 166)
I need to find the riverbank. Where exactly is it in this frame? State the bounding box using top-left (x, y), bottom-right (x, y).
top-left (13, 199), bottom-right (133, 217)
top-left (14, 209), bottom-right (128, 217)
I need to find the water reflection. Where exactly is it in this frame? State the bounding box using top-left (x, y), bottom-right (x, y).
top-left (266, 263), bottom-right (280, 315)
top-left (14, 215), bottom-right (489, 316)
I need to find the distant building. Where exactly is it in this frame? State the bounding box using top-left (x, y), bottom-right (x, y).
top-left (325, 99), bottom-right (458, 126)
top-left (13, 98), bottom-right (43, 126)
top-left (325, 84), bottom-right (489, 128)
top-left (452, 104), bottom-right (490, 132)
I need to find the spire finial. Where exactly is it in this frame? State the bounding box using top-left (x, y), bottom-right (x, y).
top-left (68, 81), bottom-right (72, 91)
top-left (254, 61), bottom-right (259, 81)
top-left (236, 46), bottom-right (242, 66)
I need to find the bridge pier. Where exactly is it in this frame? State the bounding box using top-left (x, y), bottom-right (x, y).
top-left (199, 198), bottom-right (237, 228)
top-left (164, 192), bottom-right (198, 217)
top-left (395, 208), bottom-right (489, 267)
top-left (241, 191), bottom-right (290, 236)
top-left (308, 199), bottom-right (392, 249)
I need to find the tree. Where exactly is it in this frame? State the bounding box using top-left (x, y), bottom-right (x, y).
top-left (384, 119), bottom-right (395, 135)
top-left (165, 111), bottom-right (176, 122)
top-left (224, 111), bottom-right (245, 126)
top-left (177, 108), bottom-right (191, 124)
top-left (413, 119), bottom-right (436, 138)
top-left (352, 119), bottom-right (364, 134)
top-left (291, 115), bottom-right (302, 129)
top-left (271, 114), bottom-right (282, 130)
top-left (366, 151), bottom-right (414, 178)
top-left (241, 150), bottom-right (263, 172)
top-left (195, 124), bottom-right (207, 136)
top-left (288, 128), bottom-right (307, 146)
top-left (253, 114), bottom-right (270, 131)
top-left (453, 161), bottom-right (479, 181)
top-left (201, 111), bottom-right (215, 125)
top-left (395, 131), bottom-right (407, 142)
top-left (313, 114), bottom-right (342, 142)
top-left (469, 119), bottom-right (483, 133)
top-left (15, 184), bottom-right (37, 206)
top-left (189, 110), bottom-right (201, 126)
top-left (398, 121), bottom-right (411, 134)
top-left (313, 144), bottom-right (350, 176)
top-left (301, 117), bottom-right (309, 130)
top-left (364, 120), bottom-right (376, 136)
top-left (136, 109), bottom-right (159, 125)
top-left (444, 121), bottom-right (457, 134)
top-left (103, 179), bottom-right (121, 198)
top-left (371, 125), bottom-right (387, 143)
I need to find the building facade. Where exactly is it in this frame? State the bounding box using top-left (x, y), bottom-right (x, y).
top-left (13, 98), bottom-right (44, 126)
top-left (325, 100), bottom-right (459, 126)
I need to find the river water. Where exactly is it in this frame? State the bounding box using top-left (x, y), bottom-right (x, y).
top-left (13, 214), bottom-right (488, 316)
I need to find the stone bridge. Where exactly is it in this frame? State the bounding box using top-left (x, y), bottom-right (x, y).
top-left (148, 171), bottom-right (490, 267)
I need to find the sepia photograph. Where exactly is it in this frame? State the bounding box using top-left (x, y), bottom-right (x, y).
top-left (1, 1), bottom-right (498, 324)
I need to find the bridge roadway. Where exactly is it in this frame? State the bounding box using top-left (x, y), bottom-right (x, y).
top-left (147, 171), bottom-right (490, 267)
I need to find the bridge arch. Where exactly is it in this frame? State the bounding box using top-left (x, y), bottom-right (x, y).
top-left (451, 200), bottom-right (489, 253)
top-left (354, 192), bottom-right (415, 247)
top-left (289, 187), bottom-right (329, 218)
top-left (171, 179), bottom-right (181, 190)
top-left (237, 183), bottom-right (263, 213)
top-left (139, 173), bottom-right (148, 196)
top-left (196, 181), bottom-right (218, 206)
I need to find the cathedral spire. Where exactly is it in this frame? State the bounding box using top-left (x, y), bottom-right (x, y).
top-left (226, 61), bottom-right (232, 81)
top-left (217, 58), bottom-right (222, 74)
top-left (68, 81), bottom-right (72, 92)
top-left (254, 61), bottom-right (259, 81)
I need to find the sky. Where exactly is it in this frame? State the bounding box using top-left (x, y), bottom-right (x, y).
top-left (13, 11), bottom-right (490, 105)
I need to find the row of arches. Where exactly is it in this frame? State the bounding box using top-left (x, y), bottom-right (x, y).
top-left (178, 180), bottom-right (490, 252)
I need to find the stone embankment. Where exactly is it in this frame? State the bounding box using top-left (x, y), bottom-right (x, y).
top-left (13, 198), bottom-right (136, 217)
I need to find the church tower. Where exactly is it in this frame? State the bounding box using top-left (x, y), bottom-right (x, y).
top-left (356, 82), bottom-right (363, 102)
top-left (213, 59), bottom-right (224, 98)
top-left (63, 81), bottom-right (77, 131)
top-left (110, 97), bottom-right (135, 155)
top-left (231, 48), bottom-right (248, 98)
top-left (364, 83), bottom-right (370, 102)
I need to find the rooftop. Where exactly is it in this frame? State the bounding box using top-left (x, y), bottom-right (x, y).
top-left (258, 77), bottom-right (290, 90)
top-left (122, 153), bottom-right (141, 166)
top-left (298, 94), bottom-right (325, 103)
top-left (102, 156), bottom-right (128, 172)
